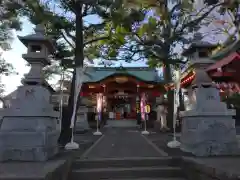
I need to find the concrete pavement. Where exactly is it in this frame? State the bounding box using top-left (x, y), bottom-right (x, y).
top-left (81, 128), bottom-right (167, 159)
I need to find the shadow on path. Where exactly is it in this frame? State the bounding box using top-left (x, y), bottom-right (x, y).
top-left (81, 128), bottom-right (167, 159)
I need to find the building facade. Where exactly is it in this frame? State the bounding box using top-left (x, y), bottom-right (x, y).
top-left (79, 66), bottom-right (165, 121)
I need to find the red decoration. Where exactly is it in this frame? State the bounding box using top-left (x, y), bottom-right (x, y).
top-left (80, 91), bottom-right (89, 96)
top-left (207, 52), bottom-right (240, 72)
top-left (152, 91), bottom-right (161, 97)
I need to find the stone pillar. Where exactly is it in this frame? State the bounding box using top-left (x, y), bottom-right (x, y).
top-left (75, 106), bottom-right (90, 132)
top-left (180, 70), bottom-right (239, 156)
top-left (0, 25), bottom-right (60, 161)
top-left (180, 40), bottom-right (240, 156)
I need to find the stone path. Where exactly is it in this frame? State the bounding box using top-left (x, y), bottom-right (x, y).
top-left (81, 128), bottom-right (167, 159)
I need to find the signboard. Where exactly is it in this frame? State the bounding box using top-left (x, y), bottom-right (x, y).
top-left (145, 105), bottom-right (151, 113)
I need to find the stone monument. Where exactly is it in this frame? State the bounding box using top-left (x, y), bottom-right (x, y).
top-left (75, 105), bottom-right (90, 132)
top-left (156, 99), bottom-right (169, 131)
top-left (180, 41), bottom-right (239, 156)
top-left (0, 25), bottom-right (60, 161)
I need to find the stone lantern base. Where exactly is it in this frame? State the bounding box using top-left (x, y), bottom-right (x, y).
top-left (180, 111), bottom-right (239, 156)
top-left (0, 85), bottom-right (60, 161)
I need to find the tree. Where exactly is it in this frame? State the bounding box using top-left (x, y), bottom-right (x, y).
top-left (91, 0), bottom-right (224, 128)
top-left (204, 0), bottom-right (240, 42)
top-left (0, 0), bottom-right (22, 49)
top-left (19, 0), bottom-right (145, 145)
top-left (0, 1), bottom-right (23, 95)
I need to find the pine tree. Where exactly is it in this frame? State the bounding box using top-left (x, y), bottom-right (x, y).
top-left (0, 1), bottom-right (23, 95)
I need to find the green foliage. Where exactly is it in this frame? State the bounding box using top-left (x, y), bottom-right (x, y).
top-left (18, 0), bottom-right (224, 79)
top-left (18, 0), bottom-right (138, 77)
top-left (98, 0), bottom-right (223, 71)
top-left (204, 0), bottom-right (240, 43)
top-left (0, 54), bottom-right (15, 75)
top-left (222, 93), bottom-right (240, 108)
top-left (0, 1), bottom-right (22, 50)
top-left (0, 0), bottom-right (22, 94)
top-left (0, 53), bottom-right (16, 95)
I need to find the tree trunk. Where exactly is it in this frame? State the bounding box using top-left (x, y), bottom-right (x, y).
top-left (58, 2), bottom-right (84, 146)
top-left (179, 88), bottom-right (185, 111)
top-left (58, 70), bottom-right (76, 146)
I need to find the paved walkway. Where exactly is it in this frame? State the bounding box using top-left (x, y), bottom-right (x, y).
top-left (81, 128), bottom-right (167, 159)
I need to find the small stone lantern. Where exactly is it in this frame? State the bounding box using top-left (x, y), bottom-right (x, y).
top-left (19, 24), bottom-right (54, 85)
top-left (180, 40), bottom-right (239, 156)
top-left (182, 41), bottom-right (217, 68)
top-left (0, 25), bottom-right (60, 161)
top-left (182, 41), bottom-right (217, 110)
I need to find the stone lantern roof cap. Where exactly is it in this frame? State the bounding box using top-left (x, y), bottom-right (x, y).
top-left (18, 24), bottom-right (55, 54)
top-left (182, 41), bottom-right (217, 57)
top-left (191, 69), bottom-right (213, 88)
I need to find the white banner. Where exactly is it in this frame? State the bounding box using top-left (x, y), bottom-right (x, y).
top-left (70, 66), bottom-right (86, 128)
top-left (173, 69), bottom-right (181, 125)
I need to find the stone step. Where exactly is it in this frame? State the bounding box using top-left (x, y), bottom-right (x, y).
top-left (73, 157), bottom-right (181, 169)
top-left (70, 166), bottom-right (183, 180)
top-left (110, 178), bottom-right (186, 180)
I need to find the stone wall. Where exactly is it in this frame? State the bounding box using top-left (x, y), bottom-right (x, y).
top-left (181, 157), bottom-right (240, 180)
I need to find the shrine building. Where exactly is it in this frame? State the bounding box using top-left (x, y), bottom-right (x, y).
top-left (78, 66), bottom-right (166, 120)
top-left (171, 40), bottom-right (240, 97)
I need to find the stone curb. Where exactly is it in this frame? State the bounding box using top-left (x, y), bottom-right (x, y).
top-left (181, 157), bottom-right (240, 180)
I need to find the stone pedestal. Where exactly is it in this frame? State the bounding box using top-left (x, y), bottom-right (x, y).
top-left (0, 86), bottom-right (59, 161)
top-left (180, 86), bottom-right (239, 156)
top-left (76, 106), bottom-right (90, 132)
top-left (0, 25), bottom-right (60, 161)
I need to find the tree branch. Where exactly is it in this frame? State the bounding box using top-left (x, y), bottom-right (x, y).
top-left (83, 4), bottom-right (90, 17)
top-left (179, 2), bottom-right (224, 34)
top-left (64, 29), bottom-right (76, 42)
top-left (60, 31), bottom-right (75, 49)
top-left (83, 36), bottom-right (109, 46)
top-left (170, 2), bottom-right (181, 17)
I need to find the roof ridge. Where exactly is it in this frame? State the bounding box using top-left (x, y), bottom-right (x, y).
top-left (90, 67), bottom-right (156, 71)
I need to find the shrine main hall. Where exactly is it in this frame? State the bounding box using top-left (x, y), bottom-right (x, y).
top-left (78, 66), bottom-right (165, 121)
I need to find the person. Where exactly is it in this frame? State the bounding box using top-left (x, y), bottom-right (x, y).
top-left (109, 111), bottom-right (114, 120)
top-left (156, 102), bottom-right (169, 131)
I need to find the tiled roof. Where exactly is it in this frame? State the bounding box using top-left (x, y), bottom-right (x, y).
top-left (83, 67), bottom-right (163, 83)
top-left (182, 41), bottom-right (217, 56)
top-left (210, 40), bottom-right (240, 61)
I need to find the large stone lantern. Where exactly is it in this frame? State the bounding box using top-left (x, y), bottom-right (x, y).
top-left (0, 25), bottom-right (60, 161)
top-left (180, 41), bottom-right (239, 156)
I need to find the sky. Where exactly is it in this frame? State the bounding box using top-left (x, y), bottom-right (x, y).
top-left (0, 1), bottom-right (235, 95)
top-left (1, 18), bottom-right (33, 95)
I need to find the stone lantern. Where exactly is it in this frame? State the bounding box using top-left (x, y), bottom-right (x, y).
top-left (180, 40), bottom-right (239, 156)
top-left (0, 25), bottom-right (60, 161)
